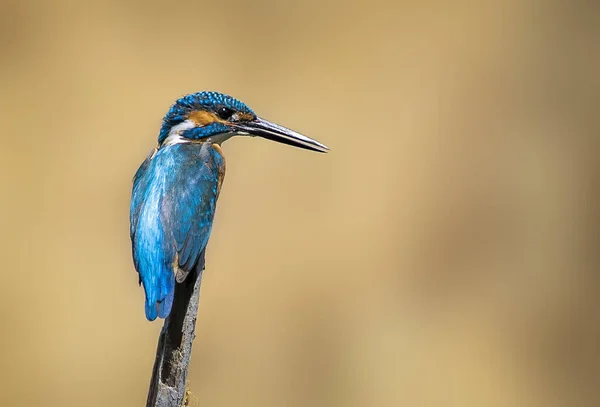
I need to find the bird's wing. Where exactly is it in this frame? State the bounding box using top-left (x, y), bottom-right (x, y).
top-left (130, 148), bottom-right (155, 240)
top-left (162, 145), bottom-right (223, 283)
top-left (131, 147), bottom-right (175, 320)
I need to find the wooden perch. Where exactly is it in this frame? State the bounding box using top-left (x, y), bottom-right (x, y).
top-left (146, 261), bottom-right (204, 407)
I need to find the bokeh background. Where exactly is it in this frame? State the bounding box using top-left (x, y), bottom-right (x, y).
top-left (1, 0), bottom-right (599, 406)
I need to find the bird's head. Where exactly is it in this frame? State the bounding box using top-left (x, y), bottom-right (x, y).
top-left (157, 91), bottom-right (328, 152)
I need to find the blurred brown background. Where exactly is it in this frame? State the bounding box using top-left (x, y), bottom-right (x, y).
top-left (1, 0), bottom-right (599, 406)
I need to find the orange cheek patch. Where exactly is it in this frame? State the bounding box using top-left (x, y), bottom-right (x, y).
top-left (237, 112), bottom-right (255, 121)
top-left (187, 110), bottom-right (221, 126)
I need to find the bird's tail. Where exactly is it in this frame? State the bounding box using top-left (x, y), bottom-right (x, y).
top-left (144, 271), bottom-right (175, 321)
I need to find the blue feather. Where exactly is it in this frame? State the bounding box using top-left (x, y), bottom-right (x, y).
top-left (145, 300), bottom-right (157, 321)
top-left (130, 142), bottom-right (223, 320)
top-left (157, 288), bottom-right (174, 319)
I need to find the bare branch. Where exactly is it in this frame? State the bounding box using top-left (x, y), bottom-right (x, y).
top-left (146, 264), bottom-right (204, 407)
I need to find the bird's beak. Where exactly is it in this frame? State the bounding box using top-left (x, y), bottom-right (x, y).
top-left (234, 117), bottom-right (329, 153)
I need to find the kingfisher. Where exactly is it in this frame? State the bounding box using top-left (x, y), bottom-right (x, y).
top-left (129, 91), bottom-right (328, 321)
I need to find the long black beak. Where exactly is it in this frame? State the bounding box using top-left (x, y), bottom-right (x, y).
top-left (235, 117), bottom-right (329, 153)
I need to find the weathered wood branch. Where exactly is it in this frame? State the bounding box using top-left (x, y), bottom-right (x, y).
top-left (146, 262), bottom-right (204, 407)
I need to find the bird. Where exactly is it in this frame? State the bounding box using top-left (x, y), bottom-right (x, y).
top-left (129, 91), bottom-right (328, 321)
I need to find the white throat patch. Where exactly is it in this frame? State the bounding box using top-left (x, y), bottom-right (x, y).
top-left (162, 120), bottom-right (196, 146)
top-left (206, 132), bottom-right (236, 145)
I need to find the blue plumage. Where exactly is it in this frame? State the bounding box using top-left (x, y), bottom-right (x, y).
top-left (130, 91), bottom-right (327, 321)
top-left (130, 143), bottom-right (224, 320)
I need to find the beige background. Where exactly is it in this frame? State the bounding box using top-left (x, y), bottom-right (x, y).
top-left (1, 0), bottom-right (599, 406)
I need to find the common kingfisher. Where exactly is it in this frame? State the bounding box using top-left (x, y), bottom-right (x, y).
top-left (130, 91), bottom-right (328, 320)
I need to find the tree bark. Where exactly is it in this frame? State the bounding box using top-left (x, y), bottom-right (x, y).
top-left (146, 262), bottom-right (204, 407)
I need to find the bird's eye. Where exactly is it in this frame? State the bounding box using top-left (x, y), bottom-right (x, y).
top-left (217, 106), bottom-right (235, 120)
